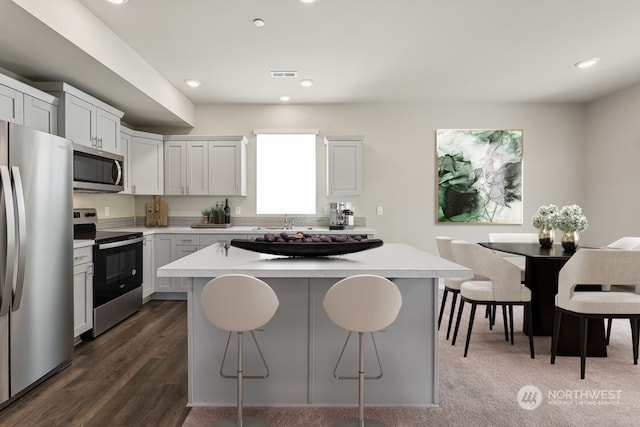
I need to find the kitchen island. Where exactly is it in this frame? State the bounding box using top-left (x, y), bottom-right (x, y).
top-left (157, 242), bottom-right (471, 407)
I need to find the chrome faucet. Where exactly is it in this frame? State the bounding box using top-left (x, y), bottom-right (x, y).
top-left (283, 214), bottom-right (295, 230)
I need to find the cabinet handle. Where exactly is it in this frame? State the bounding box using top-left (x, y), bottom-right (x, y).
top-left (74, 254), bottom-right (90, 261)
top-left (91, 136), bottom-right (97, 147)
top-left (98, 138), bottom-right (103, 149)
top-left (186, 186), bottom-right (189, 195)
top-left (132, 184), bottom-right (136, 194)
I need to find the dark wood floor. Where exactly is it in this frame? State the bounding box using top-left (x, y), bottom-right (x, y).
top-left (0, 300), bottom-right (190, 427)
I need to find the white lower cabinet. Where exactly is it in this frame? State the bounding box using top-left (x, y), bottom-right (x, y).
top-left (142, 234), bottom-right (154, 300)
top-left (152, 233), bottom-right (249, 297)
top-left (73, 246), bottom-right (93, 339)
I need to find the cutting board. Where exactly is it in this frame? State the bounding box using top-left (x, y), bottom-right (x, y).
top-left (146, 196), bottom-right (168, 227)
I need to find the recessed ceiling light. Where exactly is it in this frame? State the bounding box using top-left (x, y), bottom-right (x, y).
top-left (574, 57), bottom-right (600, 69)
top-left (299, 79), bottom-right (314, 87)
top-left (300, 0), bottom-right (316, 3)
top-left (107, 0), bottom-right (128, 4)
top-left (253, 18), bottom-right (265, 27)
top-left (279, 96), bottom-right (290, 102)
top-left (185, 79), bottom-right (202, 88)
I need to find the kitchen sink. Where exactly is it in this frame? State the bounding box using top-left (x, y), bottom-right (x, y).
top-left (252, 226), bottom-right (327, 232)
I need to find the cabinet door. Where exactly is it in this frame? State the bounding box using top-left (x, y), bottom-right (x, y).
top-left (186, 141), bottom-right (209, 195)
top-left (120, 131), bottom-right (132, 194)
top-left (154, 235), bottom-right (173, 292)
top-left (73, 262), bottom-right (93, 338)
top-left (96, 108), bottom-right (121, 153)
top-left (326, 140), bottom-right (362, 196)
top-left (131, 136), bottom-right (164, 195)
top-left (23, 94), bottom-right (57, 134)
top-left (65, 94), bottom-right (96, 148)
top-left (0, 83), bottom-right (24, 125)
top-left (164, 141), bottom-right (186, 195)
top-left (172, 245), bottom-right (199, 291)
top-left (209, 140), bottom-right (245, 196)
top-left (142, 235), bottom-right (154, 299)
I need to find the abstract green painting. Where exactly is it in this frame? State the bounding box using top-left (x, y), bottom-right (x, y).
top-left (436, 129), bottom-right (523, 224)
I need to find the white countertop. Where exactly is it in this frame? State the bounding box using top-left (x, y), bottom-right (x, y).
top-left (108, 225), bottom-right (376, 236)
top-left (73, 239), bottom-right (94, 249)
top-left (157, 242), bottom-right (471, 279)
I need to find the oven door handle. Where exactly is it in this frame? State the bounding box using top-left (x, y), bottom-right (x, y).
top-left (98, 236), bottom-right (143, 250)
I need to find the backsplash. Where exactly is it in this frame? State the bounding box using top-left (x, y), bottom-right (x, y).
top-left (129, 215), bottom-right (366, 228)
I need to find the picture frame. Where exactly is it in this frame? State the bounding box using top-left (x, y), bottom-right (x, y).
top-left (436, 129), bottom-right (523, 224)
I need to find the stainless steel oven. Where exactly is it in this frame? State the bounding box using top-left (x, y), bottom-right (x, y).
top-left (73, 208), bottom-right (143, 338)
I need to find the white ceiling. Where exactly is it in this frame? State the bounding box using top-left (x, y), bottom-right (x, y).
top-left (2, 0), bottom-right (640, 131)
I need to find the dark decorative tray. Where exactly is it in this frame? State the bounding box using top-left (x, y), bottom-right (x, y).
top-left (230, 238), bottom-right (383, 257)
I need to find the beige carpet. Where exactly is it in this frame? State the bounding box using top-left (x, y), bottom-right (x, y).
top-left (183, 295), bottom-right (640, 426)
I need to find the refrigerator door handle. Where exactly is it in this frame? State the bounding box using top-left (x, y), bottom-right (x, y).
top-left (0, 165), bottom-right (16, 316)
top-left (11, 166), bottom-right (27, 310)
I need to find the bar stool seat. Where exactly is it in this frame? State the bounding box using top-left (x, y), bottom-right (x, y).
top-left (201, 274), bottom-right (279, 427)
top-left (323, 274), bottom-right (402, 427)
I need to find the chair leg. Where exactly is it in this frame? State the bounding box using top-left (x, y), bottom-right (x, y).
top-left (501, 304), bottom-right (509, 342)
top-left (489, 304), bottom-right (496, 330)
top-left (551, 309), bottom-right (562, 364)
top-left (358, 332), bottom-right (365, 424)
top-left (237, 331), bottom-right (244, 424)
top-left (631, 318), bottom-right (639, 365)
top-left (508, 305), bottom-right (515, 345)
top-left (526, 303), bottom-right (535, 359)
top-left (580, 316), bottom-right (588, 379)
top-left (463, 303), bottom-right (477, 357)
top-left (452, 300), bottom-right (465, 346)
top-left (606, 317), bottom-right (613, 345)
top-left (438, 288), bottom-right (449, 330)
top-left (446, 292), bottom-right (459, 341)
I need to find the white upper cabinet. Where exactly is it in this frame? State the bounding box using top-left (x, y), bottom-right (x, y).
top-left (324, 136), bottom-right (363, 196)
top-left (208, 138), bottom-right (247, 196)
top-left (164, 135), bottom-right (247, 196)
top-left (1, 72), bottom-right (58, 133)
top-left (164, 140), bottom-right (209, 195)
top-left (0, 83), bottom-right (24, 124)
top-left (36, 82), bottom-right (124, 154)
top-left (121, 127), bottom-right (164, 195)
top-left (23, 94), bottom-right (57, 134)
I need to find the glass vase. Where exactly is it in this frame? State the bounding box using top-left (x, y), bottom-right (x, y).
top-left (561, 231), bottom-right (579, 252)
top-left (538, 226), bottom-right (554, 248)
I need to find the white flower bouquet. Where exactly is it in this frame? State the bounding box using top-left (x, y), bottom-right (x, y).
top-left (532, 204), bottom-right (559, 229)
top-left (556, 204), bottom-right (588, 232)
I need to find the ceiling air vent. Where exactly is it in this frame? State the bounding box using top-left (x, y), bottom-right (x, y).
top-left (271, 71), bottom-right (298, 78)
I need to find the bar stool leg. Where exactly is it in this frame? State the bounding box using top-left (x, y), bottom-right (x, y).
top-left (215, 331), bottom-right (267, 427)
top-left (334, 332), bottom-right (386, 427)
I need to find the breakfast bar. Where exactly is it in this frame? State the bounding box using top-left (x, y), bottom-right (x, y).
top-left (158, 242), bottom-right (471, 407)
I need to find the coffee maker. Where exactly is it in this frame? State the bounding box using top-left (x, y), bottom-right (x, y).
top-left (329, 202), bottom-right (354, 230)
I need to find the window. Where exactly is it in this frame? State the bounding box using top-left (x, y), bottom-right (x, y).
top-left (256, 132), bottom-right (316, 214)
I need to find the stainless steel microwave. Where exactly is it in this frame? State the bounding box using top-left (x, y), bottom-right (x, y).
top-left (72, 144), bottom-right (124, 192)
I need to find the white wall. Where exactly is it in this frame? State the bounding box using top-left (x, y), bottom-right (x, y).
top-left (585, 83), bottom-right (640, 246)
top-left (156, 102), bottom-right (585, 253)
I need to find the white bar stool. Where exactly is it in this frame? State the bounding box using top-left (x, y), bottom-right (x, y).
top-left (323, 274), bottom-right (402, 427)
top-left (200, 274), bottom-right (280, 427)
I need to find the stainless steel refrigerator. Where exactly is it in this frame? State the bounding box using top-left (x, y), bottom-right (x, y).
top-left (0, 120), bottom-right (73, 408)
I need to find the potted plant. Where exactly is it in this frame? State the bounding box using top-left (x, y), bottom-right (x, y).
top-left (532, 204), bottom-right (559, 247)
top-left (556, 204), bottom-right (588, 252)
top-left (201, 209), bottom-right (211, 224)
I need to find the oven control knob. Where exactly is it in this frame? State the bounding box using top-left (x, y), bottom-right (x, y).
top-left (132, 269), bottom-right (137, 275)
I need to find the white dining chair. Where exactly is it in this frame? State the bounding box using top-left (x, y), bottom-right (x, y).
top-left (435, 236), bottom-right (475, 341)
top-left (488, 232), bottom-right (538, 281)
top-left (550, 249), bottom-right (640, 379)
top-left (450, 241), bottom-right (535, 358)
